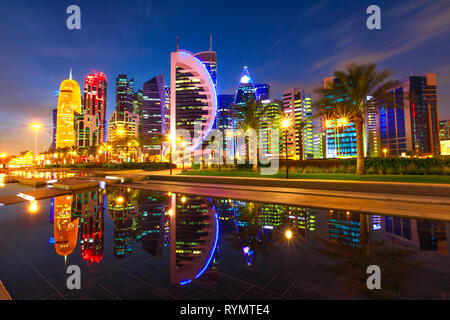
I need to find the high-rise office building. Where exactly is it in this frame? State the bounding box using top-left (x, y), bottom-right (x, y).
top-left (116, 75), bottom-right (134, 120)
top-left (194, 51), bottom-right (217, 87)
top-left (366, 99), bottom-right (380, 157)
top-left (378, 73), bottom-right (440, 156)
top-left (164, 86), bottom-right (170, 135)
top-left (170, 49), bottom-right (217, 152)
top-left (108, 110), bottom-right (139, 146)
top-left (322, 76), bottom-right (357, 159)
top-left (439, 120), bottom-right (450, 140)
top-left (83, 72), bottom-right (107, 144)
top-left (52, 108), bottom-right (57, 150)
top-left (56, 70), bottom-right (82, 149)
top-left (142, 75), bottom-right (165, 157)
top-left (282, 88), bottom-right (313, 159)
top-left (255, 83), bottom-right (270, 101)
top-left (260, 100), bottom-right (282, 157)
top-left (216, 94), bottom-right (234, 132)
top-left (235, 66), bottom-right (256, 106)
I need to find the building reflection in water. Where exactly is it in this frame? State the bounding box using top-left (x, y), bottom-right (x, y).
top-left (47, 187), bottom-right (447, 290)
top-left (53, 195), bottom-right (79, 263)
top-left (327, 209), bottom-right (448, 255)
top-left (170, 194), bottom-right (219, 286)
top-left (107, 188), bottom-right (139, 259)
top-left (75, 190), bottom-right (106, 265)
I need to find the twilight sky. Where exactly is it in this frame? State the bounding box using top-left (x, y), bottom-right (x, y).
top-left (0, 0), bottom-right (449, 154)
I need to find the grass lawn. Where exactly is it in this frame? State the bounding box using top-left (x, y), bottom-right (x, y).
top-left (179, 170), bottom-right (450, 184)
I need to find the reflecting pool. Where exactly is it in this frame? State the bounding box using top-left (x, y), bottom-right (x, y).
top-left (0, 187), bottom-right (448, 300)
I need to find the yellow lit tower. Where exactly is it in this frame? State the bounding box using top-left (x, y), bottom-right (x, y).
top-left (56, 68), bottom-right (82, 149)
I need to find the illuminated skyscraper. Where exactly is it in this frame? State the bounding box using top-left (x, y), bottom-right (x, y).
top-left (282, 88), bottom-right (313, 159)
top-left (170, 49), bottom-right (217, 151)
top-left (142, 75), bottom-right (165, 156)
top-left (194, 51), bottom-right (217, 87)
top-left (322, 76), bottom-right (357, 159)
top-left (378, 73), bottom-right (440, 156)
top-left (52, 108), bottom-right (57, 150)
top-left (116, 75), bottom-right (134, 120)
top-left (56, 70), bottom-right (82, 149)
top-left (82, 72), bottom-right (107, 144)
top-left (255, 83), bottom-right (270, 101)
top-left (234, 66), bottom-right (255, 106)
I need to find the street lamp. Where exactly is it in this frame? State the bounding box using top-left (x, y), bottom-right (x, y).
top-left (383, 148), bottom-right (388, 158)
top-left (32, 123), bottom-right (40, 166)
top-left (0, 153), bottom-right (6, 169)
top-left (180, 140), bottom-right (186, 170)
top-left (167, 135), bottom-right (173, 175)
top-left (281, 118), bottom-right (291, 179)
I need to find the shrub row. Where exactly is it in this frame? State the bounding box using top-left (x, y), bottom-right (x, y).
top-left (44, 162), bottom-right (175, 171)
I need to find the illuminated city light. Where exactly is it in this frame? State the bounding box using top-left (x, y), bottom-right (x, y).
top-left (29, 201), bottom-right (38, 213)
top-left (285, 229), bottom-right (293, 240)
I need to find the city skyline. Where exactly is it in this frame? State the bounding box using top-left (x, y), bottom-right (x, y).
top-left (1, 0), bottom-right (450, 154)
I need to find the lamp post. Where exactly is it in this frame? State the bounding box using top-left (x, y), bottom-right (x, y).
top-left (167, 135), bottom-right (173, 175)
top-left (383, 148), bottom-right (388, 158)
top-left (181, 141), bottom-right (186, 171)
top-left (32, 124), bottom-right (40, 167)
top-left (282, 118), bottom-right (291, 179)
top-left (0, 153), bottom-right (6, 168)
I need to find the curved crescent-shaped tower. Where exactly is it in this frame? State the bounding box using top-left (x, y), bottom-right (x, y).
top-left (56, 70), bottom-right (82, 149)
top-left (170, 50), bottom-right (217, 151)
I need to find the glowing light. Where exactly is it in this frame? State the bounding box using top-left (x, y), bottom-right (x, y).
top-left (282, 118), bottom-right (291, 128)
top-left (181, 196), bottom-right (187, 203)
top-left (117, 196), bottom-right (124, 204)
top-left (285, 229), bottom-right (293, 240)
top-left (29, 201), bottom-right (38, 213)
top-left (167, 209), bottom-right (174, 216)
top-left (240, 75), bottom-right (251, 84)
top-left (32, 124), bottom-right (41, 130)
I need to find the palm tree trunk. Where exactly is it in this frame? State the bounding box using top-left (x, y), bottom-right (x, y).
top-left (355, 119), bottom-right (365, 175)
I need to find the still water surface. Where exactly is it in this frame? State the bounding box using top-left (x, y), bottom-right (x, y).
top-left (0, 183), bottom-right (448, 300)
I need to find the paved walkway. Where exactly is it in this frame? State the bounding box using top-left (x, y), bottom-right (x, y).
top-left (145, 173), bottom-right (450, 197)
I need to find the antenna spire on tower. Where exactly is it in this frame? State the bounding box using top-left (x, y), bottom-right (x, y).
top-left (176, 36), bottom-right (179, 51)
top-left (209, 35), bottom-right (212, 51)
top-left (69, 67), bottom-right (72, 79)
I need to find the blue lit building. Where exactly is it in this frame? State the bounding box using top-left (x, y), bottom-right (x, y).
top-left (235, 66), bottom-right (256, 106)
top-left (216, 94), bottom-right (234, 132)
top-left (52, 108), bottom-right (57, 150)
top-left (255, 83), bottom-right (270, 101)
top-left (170, 49), bottom-right (217, 152)
top-left (322, 77), bottom-right (358, 158)
top-left (378, 73), bottom-right (439, 156)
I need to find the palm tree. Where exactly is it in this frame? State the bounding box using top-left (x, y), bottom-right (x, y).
top-left (233, 98), bottom-right (272, 172)
top-left (314, 63), bottom-right (397, 174)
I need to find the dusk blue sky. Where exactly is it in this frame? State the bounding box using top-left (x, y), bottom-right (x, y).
top-left (0, 0), bottom-right (449, 154)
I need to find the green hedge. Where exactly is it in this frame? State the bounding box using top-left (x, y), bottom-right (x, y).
top-left (289, 157), bottom-right (450, 175)
top-left (44, 162), bottom-right (175, 171)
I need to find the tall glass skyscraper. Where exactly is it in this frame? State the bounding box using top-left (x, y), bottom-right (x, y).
top-left (194, 51), bottom-right (217, 88)
top-left (170, 50), bottom-right (217, 152)
top-left (255, 83), bottom-right (270, 101)
top-left (322, 76), bottom-right (357, 159)
top-left (116, 75), bottom-right (134, 120)
top-left (378, 73), bottom-right (439, 156)
top-left (142, 74), bottom-right (165, 156)
top-left (282, 88), bottom-right (314, 159)
top-left (80, 72), bottom-right (107, 145)
top-left (234, 66), bottom-right (255, 106)
top-left (56, 70), bottom-right (81, 149)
